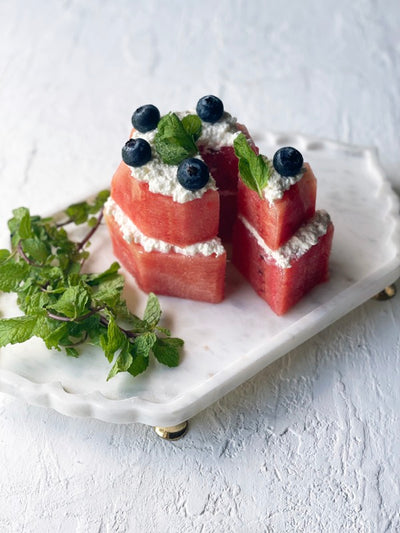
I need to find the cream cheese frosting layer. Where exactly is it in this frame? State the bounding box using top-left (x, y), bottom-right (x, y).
top-left (238, 210), bottom-right (331, 268)
top-left (105, 198), bottom-right (225, 257)
top-left (262, 165), bottom-right (305, 205)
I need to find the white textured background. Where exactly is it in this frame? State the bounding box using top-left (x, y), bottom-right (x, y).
top-left (1, 1), bottom-right (400, 531)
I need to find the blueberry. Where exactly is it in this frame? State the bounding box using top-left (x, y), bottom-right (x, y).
top-left (196, 95), bottom-right (224, 123)
top-left (273, 147), bottom-right (304, 177)
top-left (131, 104), bottom-right (160, 133)
top-left (122, 138), bottom-right (152, 167)
top-left (177, 158), bottom-right (210, 191)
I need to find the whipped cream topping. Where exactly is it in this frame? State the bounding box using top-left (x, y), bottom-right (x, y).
top-left (263, 166), bottom-right (305, 205)
top-left (105, 198), bottom-right (225, 257)
top-left (197, 111), bottom-right (240, 149)
top-left (239, 210), bottom-right (331, 268)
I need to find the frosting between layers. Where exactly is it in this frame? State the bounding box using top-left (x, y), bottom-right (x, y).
top-left (104, 198), bottom-right (225, 257)
top-left (128, 111), bottom-right (240, 203)
top-left (238, 210), bottom-right (331, 268)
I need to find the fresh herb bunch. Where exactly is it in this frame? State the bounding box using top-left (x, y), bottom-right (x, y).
top-left (0, 191), bottom-right (183, 381)
top-left (233, 133), bottom-right (272, 198)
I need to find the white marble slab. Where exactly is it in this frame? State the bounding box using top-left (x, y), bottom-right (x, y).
top-left (0, 132), bottom-right (399, 427)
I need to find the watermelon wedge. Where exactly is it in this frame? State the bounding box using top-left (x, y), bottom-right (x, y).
top-left (232, 212), bottom-right (334, 315)
top-left (111, 161), bottom-right (220, 247)
top-left (198, 124), bottom-right (257, 240)
top-left (237, 163), bottom-right (317, 250)
top-left (105, 209), bottom-right (227, 303)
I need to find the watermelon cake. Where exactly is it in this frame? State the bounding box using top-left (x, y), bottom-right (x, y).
top-left (231, 141), bottom-right (334, 315)
top-left (105, 96), bottom-right (248, 303)
top-left (105, 95), bottom-right (334, 313)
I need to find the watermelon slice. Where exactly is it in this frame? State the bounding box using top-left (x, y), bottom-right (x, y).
top-left (198, 123), bottom-right (257, 240)
top-left (111, 161), bottom-right (220, 247)
top-left (105, 210), bottom-right (227, 303)
top-left (232, 212), bottom-right (334, 315)
top-left (198, 123), bottom-right (256, 191)
top-left (237, 163), bottom-right (317, 250)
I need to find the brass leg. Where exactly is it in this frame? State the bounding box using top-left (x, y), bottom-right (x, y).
top-left (374, 284), bottom-right (397, 301)
top-left (154, 421), bottom-right (189, 440)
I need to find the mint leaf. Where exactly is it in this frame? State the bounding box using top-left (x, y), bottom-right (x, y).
top-left (107, 342), bottom-right (132, 381)
top-left (127, 349), bottom-right (150, 377)
top-left (85, 262), bottom-right (120, 286)
top-left (182, 114), bottom-right (202, 142)
top-left (65, 347), bottom-right (79, 357)
top-left (234, 133), bottom-right (271, 197)
top-left (0, 315), bottom-right (38, 346)
top-left (133, 331), bottom-right (157, 358)
top-left (152, 336), bottom-right (183, 367)
top-left (0, 250), bottom-right (10, 264)
top-left (100, 315), bottom-right (127, 363)
top-left (143, 293), bottom-right (161, 328)
top-left (21, 238), bottom-right (50, 264)
top-left (9, 207), bottom-right (33, 240)
top-left (64, 190), bottom-right (109, 225)
top-left (65, 201), bottom-right (90, 225)
top-left (0, 261), bottom-right (29, 292)
top-left (49, 284), bottom-right (89, 319)
top-left (154, 113), bottom-right (198, 165)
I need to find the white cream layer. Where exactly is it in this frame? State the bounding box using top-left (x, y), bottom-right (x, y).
top-left (105, 197), bottom-right (225, 257)
top-left (239, 210), bottom-right (331, 268)
top-left (263, 166), bottom-right (305, 205)
top-left (197, 111), bottom-right (240, 149)
top-left (128, 111), bottom-right (240, 203)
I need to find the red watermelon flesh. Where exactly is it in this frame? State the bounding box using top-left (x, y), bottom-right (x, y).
top-left (232, 214), bottom-right (334, 315)
top-left (111, 161), bottom-right (220, 247)
top-left (237, 163), bottom-right (317, 250)
top-left (105, 212), bottom-right (227, 303)
top-left (198, 123), bottom-right (258, 192)
top-left (218, 192), bottom-right (238, 242)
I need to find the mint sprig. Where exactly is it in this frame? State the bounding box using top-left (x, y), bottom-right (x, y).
top-left (154, 112), bottom-right (202, 165)
top-left (0, 191), bottom-right (183, 381)
top-left (233, 133), bottom-right (272, 198)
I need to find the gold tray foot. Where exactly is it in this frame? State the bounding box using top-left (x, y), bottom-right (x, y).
top-left (374, 284), bottom-right (397, 301)
top-left (154, 421), bottom-right (189, 440)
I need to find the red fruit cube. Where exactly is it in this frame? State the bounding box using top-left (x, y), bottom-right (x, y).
top-left (111, 162), bottom-right (220, 247)
top-left (105, 211), bottom-right (227, 303)
top-left (232, 212), bottom-right (334, 315)
top-left (237, 163), bottom-right (317, 250)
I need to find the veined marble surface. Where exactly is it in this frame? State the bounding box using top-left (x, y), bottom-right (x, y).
top-left (1, 1), bottom-right (400, 532)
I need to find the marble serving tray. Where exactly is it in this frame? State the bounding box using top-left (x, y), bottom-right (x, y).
top-left (0, 133), bottom-right (399, 427)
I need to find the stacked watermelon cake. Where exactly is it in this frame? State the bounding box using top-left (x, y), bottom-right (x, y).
top-left (105, 96), bottom-right (248, 303)
top-left (232, 140), bottom-right (334, 315)
top-left (105, 95), bottom-right (334, 313)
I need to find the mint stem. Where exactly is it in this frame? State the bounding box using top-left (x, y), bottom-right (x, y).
top-left (98, 314), bottom-right (138, 339)
top-left (16, 241), bottom-right (43, 267)
top-left (77, 210), bottom-right (104, 252)
top-left (47, 306), bottom-right (105, 323)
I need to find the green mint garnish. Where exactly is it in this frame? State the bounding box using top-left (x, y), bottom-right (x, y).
top-left (233, 133), bottom-right (272, 198)
top-left (0, 191), bottom-right (183, 381)
top-left (154, 112), bottom-right (202, 165)
top-left (181, 114), bottom-right (202, 142)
